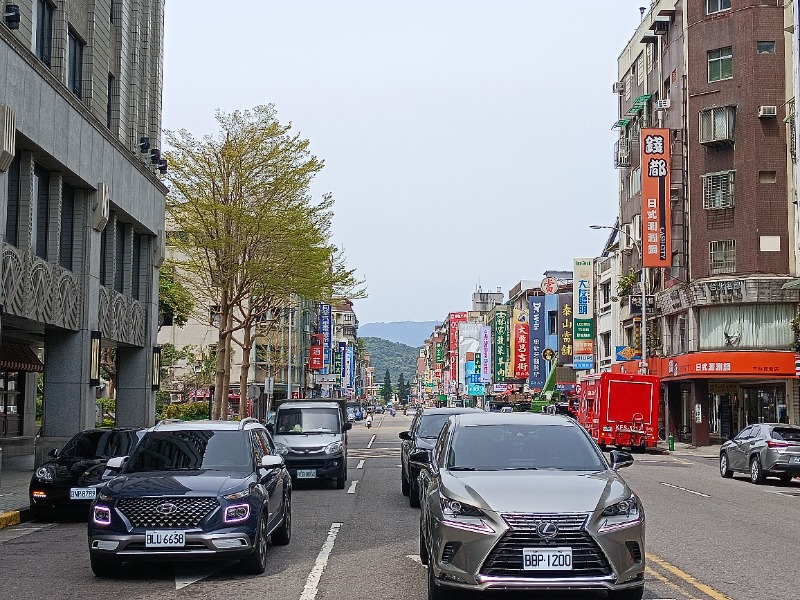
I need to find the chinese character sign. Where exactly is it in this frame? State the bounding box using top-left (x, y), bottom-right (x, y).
top-left (449, 312), bottom-right (467, 382)
top-left (641, 128), bottom-right (672, 267)
top-left (309, 334), bottom-right (324, 371)
top-left (458, 322), bottom-right (481, 387)
top-left (480, 326), bottom-right (492, 383)
top-left (572, 258), bottom-right (594, 370)
top-left (528, 297), bottom-right (546, 389)
top-left (319, 304), bottom-right (332, 375)
top-left (557, 293), bottom-right (573, 367)
top-left (494, 310), bottom-right (509, 381)
top-left (435, 341), bottom-right (443, 365)
top-left (512, 309), bottom-right (530, 380)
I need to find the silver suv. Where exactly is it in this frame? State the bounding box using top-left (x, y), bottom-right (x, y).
top-left (720, 423), bottom-right (800, 484)
top-left (412, 412), bottom-right (645, 600)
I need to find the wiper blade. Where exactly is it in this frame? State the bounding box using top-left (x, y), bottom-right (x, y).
top-left (502, 466), bottom-right (539, 470)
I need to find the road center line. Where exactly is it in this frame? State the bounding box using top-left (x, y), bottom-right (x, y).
top-left (367, 434), bottom-right (376, 448)
top-left (347, 480), bottom-right (358, 494)
top-left (659, 482), bottom-right (709, 497)
top-left (299, 522), bottom-right (343, 600)
top-left (648, 553), bottom-right (732, 600)
top-left (356, 459), bottom-right (365, 469)
top-left (646, 565), bottom-right (692, 599)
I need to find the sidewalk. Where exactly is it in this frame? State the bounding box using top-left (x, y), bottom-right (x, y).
top-left (654, 440), bottom-right (722, 458)
top-left (0, 453), bottom-right (34, 528)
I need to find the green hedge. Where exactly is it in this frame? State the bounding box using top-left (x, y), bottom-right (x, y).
top-left (156, 402), bottom-right (210, 421)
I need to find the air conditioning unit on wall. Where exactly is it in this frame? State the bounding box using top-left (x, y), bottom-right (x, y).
top-left (655, 99), bottom-right (671, 110)
top-left (758, 105), bottom-right (777, 118)
top-left (612, 81), bottom-right (625, 94)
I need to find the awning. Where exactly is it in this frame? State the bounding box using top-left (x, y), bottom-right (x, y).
top-left (781, 279), bottom-right (800, 290)
top-left (1, 342), bottom-right (44, 373)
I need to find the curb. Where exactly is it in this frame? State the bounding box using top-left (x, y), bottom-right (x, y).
top-left (0, 506), bottom-right (33, 530)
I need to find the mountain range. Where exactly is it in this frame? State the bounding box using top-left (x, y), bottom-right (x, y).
top-left (358, 321), bottom-right (440, 347)
top-left (360, 337), bottom-right (420, 386)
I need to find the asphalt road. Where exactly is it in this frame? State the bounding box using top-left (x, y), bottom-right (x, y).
top-left (0, 413), bottom-right (793, 600)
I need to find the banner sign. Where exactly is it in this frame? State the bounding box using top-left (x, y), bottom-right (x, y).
top-left (480, 326), bottom-right (492, 383)
top-left (494, 310), bottom-right (509, 381)
top-left (557, 293), bottom-right (573, 367)
top-left (458, 322), bottom-right (481, 387)
top-left (449, 312), bottom-right (468, 382)
top-left (641, 128), bottom-right (672, 267)
top-left (512, 310), bottom-right (530, 379)
top-left (573, 258), bottom-right (594, 370)
top-left (338, 341), bottom-right (347, 380)
top-left (435, 341), bottom-right (443, 365)
top-left (309, 334), bottom-right (324, 371)
top-left (319, 303), bottom-right (332, 374)
top-left (528, 297), bottom-right (546, 388)
top-left (467, 383), bottom-right (485, 396)
top-left (346, 347), bottom-right (354, 388)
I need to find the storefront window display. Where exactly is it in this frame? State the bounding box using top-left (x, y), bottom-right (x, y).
top-left (0, 371), bottom-right (24, 436)
top-left (742, 386), bottom-right (787, 425)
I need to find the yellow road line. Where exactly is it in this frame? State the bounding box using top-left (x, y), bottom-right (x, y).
top-left (646, 565), bottom-right (694, 599)
top-left (648, 553), bottom-right (732, 600)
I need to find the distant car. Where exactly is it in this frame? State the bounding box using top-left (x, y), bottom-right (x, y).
top-left (374, 405), bottom-right (385, 414)
top-left (500, 406), bottom-right (513, 413)
top-left (719, 423), bottom-right (800, 484)
top-left (399, 407), bottom-right (483, 507)
top-left (346, 408), bottom-right (356, 422)
top-left (405, 407), bottom-right (417, 417)
top-left (29, 428), bottom-right (144, 518)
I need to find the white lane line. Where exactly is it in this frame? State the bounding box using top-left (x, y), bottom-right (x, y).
top-left (347, 480), bottom-right (359, 494)
top-left (406, 554), bottom-right (423, 565)
top-left (659, 482), bottom-right (710, 497)
top-left (356, 459), bottom-right (365, 469)
top-left (300, 522), bottom-right (343, 600)
top-left (367, 434), bottom-right (376, 448)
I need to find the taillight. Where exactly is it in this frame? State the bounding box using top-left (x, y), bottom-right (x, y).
top-left (766, 440), bottom-right (789, 448)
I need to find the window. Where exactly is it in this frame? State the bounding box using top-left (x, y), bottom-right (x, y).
top-left (707, 0), bottom-right (731, 15)
top-left (627, 166), bottom-right (641, 198)
top-left (32, 164), bottom-right (50, 259)
top-left (702, 171), bottom-right (735, 209)
top-left (100, 226), bottom-right (108, 285)
top-left (600, 282), bottom-right (611, 306)
top-left (757, 41), bottom-right (775, 55)
top-left (132, 233), bottom-right (142, 299)
top-left (646, 44), bottom-right (653, 73)
top-left (698, 304), bottom-right (793, 350)
top-left (60, 183), bottom-right (75, 270)
top-left (114, 220), bottom-right (125, 292)
top-left (700, 106), bottom-right (735, 144)
top-left (758, 170), bottom-right (777, 184)
top-left (632, 213), bottom-right (641, 242)
top-left (344, 314), bottom-right (353, 322)
top-left (624, 72), bottom-right (632, 101)
top-left (5, 155), bottom-right (20, 247)
top-left (708, 47), bottom-right (733, 82)
top-left (600, 332), bottom-right (611, 358)
top-left (636, 53), bottom-right (644, 86)
top-left (210, 305), bottom-right (221, 327)
top-left (106, 74), bottom-right (115, 129)
top-left (33, 0), bottom-right (54, 67)
top-left (547, 311), bottom-right (557, 335)
top-left (68, 30), bottom-right (84, 99)
top-left (709, 240), bottom-right (736, 274)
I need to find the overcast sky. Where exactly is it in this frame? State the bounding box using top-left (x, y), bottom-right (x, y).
top-left (163, 1), bottom-right (647, 325)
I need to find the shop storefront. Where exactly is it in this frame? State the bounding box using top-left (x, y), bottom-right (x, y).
top-left (0, 342), bottom-right (44, 438)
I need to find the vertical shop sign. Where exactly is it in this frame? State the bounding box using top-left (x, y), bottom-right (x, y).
top-left (319, 304), bottom-right (332, 374)
top-left (557, 293), bottom-right (573, 367)
top-left (435, 341), bottom-right (443, 365)
top-left (512, 310), bottom-right (529, 379)
top-left (458, 322), bottom-right (481, 388)
top-left (449, 312), bottom-right (467, 382)
top-left (480, 326), bottom-right (492, 383)
top-left (641, 128), bottom-right (672, 267)
top-left (494, 310), bottom-right (508, 381)
top-left (573, 258), bottom-right (595, 370)
top-left (528, 297), bottom-right (546, 388)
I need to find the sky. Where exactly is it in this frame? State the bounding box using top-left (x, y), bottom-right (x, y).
top-left (163, 1), bottom-right (648, 325)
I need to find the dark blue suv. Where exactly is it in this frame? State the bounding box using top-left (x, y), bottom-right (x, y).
top-left (87, 418), bottom-right (291, 576)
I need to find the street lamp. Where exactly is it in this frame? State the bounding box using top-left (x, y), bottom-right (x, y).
top-left (589, 224), bottom-right (648, 375)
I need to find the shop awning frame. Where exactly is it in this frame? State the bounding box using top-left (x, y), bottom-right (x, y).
top-left (1, 342), bottom-right (44, 373)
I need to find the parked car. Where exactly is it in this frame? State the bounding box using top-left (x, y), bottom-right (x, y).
top-left (399, 407), bottom-right (482, 507)
top-left (87, 418), bottom-right (291, 577)
top-left (374, 405), bottom-right (385, 414)
top-left (412, 412), bottom-right (644, 600)
top-left (29, 428), bottom-right (144, 519)
top-left (719, 423), bottom-right (800, 484)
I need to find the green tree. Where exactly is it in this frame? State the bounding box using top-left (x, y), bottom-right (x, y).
top-left (396, 373), bottom-right (407, 403)
top-left (158, 262), bottom-right (194, 329)
top-left (380, 369), bottom-right (393, 402)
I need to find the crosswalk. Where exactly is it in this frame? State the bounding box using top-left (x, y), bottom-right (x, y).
top-left (348, 447), bottom-right (401, 459)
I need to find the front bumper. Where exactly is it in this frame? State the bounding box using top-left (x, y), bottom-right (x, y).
top-left (88, 531), bottom-right (257, 561)
top-left (29, 483), bottom-right (102, 515)
top-left (284, 452), bottom-right (345, 480)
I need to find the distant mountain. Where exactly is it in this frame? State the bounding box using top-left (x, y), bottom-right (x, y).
top-left (359, 321), bottom-right (440, 347)
top-left (361, 337), bottom-right (420, 386)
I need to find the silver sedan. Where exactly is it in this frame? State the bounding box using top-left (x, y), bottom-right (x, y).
top-left (412, 412), bottom-right (645, 600)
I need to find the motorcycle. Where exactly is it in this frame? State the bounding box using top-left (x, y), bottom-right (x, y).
top-left (365, 418), bottom-right (373, 429)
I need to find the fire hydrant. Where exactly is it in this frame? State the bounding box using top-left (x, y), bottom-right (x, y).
top-left (668, 434), bottom-right (675, 452)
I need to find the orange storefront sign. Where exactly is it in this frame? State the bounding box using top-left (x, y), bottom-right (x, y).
top-left (612, 351), bottom-right (796, 379)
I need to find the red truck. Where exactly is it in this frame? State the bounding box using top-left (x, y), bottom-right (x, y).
top-left (576, 372), bottom-right (660, 451)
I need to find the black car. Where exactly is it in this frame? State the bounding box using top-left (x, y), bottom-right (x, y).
top-left (87, 418), bottom-right (291, 577)
top-left (30, 428), bottom-right (144, 518)
top-left (399, 407), bottom-right (482, 507)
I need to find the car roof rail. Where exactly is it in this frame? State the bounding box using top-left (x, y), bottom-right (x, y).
top-left (154, 419), bottom-right (184, 430)
top-left (238, 417), bottom-right (260, 429)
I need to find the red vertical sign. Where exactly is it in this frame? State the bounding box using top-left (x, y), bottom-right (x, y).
top-left (641, 128), bottom-right (672, 268)
top-left (514, 323), bottom-right (530, 379)
top-left (449, 312), bottom-right (467, 382)
top-left (309, 334), bottom-right (324, 370)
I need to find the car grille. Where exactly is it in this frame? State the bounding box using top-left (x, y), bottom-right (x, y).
top-left (118, 497), bottom-right (218, 528)
top-left (480, 513), bottom-right (612, 578)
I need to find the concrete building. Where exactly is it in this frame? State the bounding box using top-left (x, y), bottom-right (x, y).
top-left (613, 0), bottom-right (800, 444)
top-left (0, 0), bottom-right (166, 462)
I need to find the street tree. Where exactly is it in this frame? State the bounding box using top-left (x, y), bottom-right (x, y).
top-left (158, 261), bottom-right (194, 330)
top-left (396, 373), bottom-right (407, 404)
top-left (380, 369), bottom-right (393, 402)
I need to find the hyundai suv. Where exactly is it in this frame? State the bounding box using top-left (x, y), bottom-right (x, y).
top-left (87, 418), bottom-right (291, 576)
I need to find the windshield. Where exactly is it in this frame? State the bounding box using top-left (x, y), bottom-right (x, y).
top-left (60, 430), bottom-right (142, 460)
top-left (277, 408), bottom-right (340, 434)
top-left (418, 414), bottom-right (451, 438)
top-left (124, 430), bottom-right (252, 472)
top-left (447, 424), bottom-right (606, 471)
top-left (773, 428), bottom-right (800, 442)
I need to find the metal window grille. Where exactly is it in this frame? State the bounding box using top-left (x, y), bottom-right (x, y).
top-left (709, 240), bottom-right (736, 274)
top-left (787, 98), bottom-right (796, 164)
top-left (614, 138), bottom-right (630, 168)
top-left (700, 106), bottom-right (735, 144)
top-left (702, 171), bottom-right (735, 209)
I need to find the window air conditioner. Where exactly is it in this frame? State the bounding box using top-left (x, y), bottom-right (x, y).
top-left (655, 99), bottom-right (671, 110)
top-left (612, 82), bottom-right (625, 94)
top-left (758, 105), bottom-right (777, 118)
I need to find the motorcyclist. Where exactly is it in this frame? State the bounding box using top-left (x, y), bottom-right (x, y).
top-left (365, 413), bottom-right (373, 428)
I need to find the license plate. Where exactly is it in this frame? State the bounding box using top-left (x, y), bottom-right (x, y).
top-left (522, 547), bottom-right (573, 570)
top-left (791, 456), bottom-right (800, 464)
top-left (297, 469), bottom-right (317, 479)
top-left (145, 530), bottom-right (185, 548)
top-left (69, 487), bottom-right (97, 500)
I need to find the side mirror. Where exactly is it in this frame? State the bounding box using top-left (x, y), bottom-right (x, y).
top-left (399, 431), bottom-right (412, 441)
top-left (265, 423), bottom-right (274, 434)
top-left (609, 450), bottom-right (634, 470)
top-left (343, 422), bottom-right (352, 432)
top-left (106, 456), bottom-right (127, 470)
top-left (409, 449), bottom-right (432, 470)
top-left (48, 448), bottom-right (59, 458)
top-left (261, 455), bottom-right (284, 469)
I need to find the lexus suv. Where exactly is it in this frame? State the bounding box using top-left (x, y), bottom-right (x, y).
top-left (413, 412), bottom-right (645, 600)
top-left (87, 418), bottom-right (291, 577)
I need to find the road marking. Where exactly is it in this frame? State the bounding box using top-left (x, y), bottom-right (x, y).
top-left (175, 561), bottom-right (235, 590)
top-left (348, 448), bottom-right (400, 459)
top-left (659, 482), bottom-right (710, 497)
top-left (300, 522), bottom-right (343, 600)
top-left (406, 554), bottom-right (423, 565)
top-left (367, 434), bottom-right (376, 448)
top-left (648, 553), bottom-right (733, 600)
top-left (646, 565), bottom-right (692, 599)
top-left (356, 459), bottom-right (365, 469)
top-left (347, 480), bottom-right (358, 494)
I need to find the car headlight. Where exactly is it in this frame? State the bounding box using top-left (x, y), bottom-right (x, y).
top-left (223, 503), bottom-right (251, 523)
top-left (325, 441), bottom-right (343, 454)
top-left (440, 495), bottom-right (484, 518)
top-left (598, 494), bottom-right (642, 533)
top-left (274, 443), bottom-right (289, 456)
top-left (35, 466), bottom-right (55, 482)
